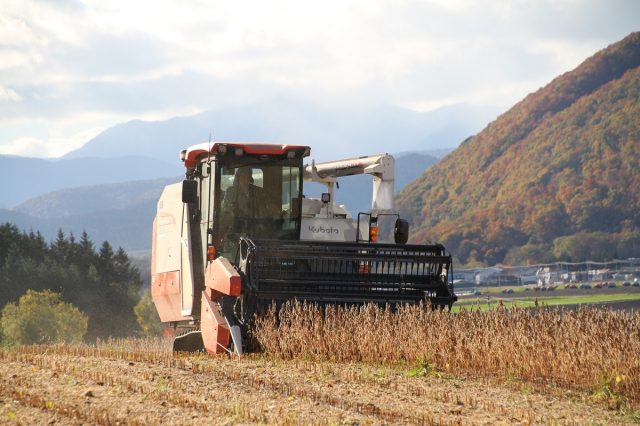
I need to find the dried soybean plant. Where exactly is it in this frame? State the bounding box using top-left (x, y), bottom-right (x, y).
top-left (254, 302), bottom-right (640, 406)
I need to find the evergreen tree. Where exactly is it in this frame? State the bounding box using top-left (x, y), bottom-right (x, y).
top-left (78, 230), bottom-right (95, 267)
top-left (51, 229), bottom-right (68, 263)
top-left (0, 223), bottom-right (20, 263)
top-left (0, 223), bottom-right (144, 340)
top-left (98, 240), bottom-right (115, 279)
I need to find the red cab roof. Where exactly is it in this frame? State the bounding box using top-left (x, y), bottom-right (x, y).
top-left (183, 142), bottom-right (310, 168)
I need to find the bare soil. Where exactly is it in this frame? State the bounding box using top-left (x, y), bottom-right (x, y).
top-left (0, 346), bottom-right (635, 425)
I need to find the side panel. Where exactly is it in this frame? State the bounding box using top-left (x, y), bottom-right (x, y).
top-left (200, 290), bottom-right (230, 354)
top-left (204, 257), bottom-right (241, 297)
top-left (151, 183), bottom-right (196, 322)
top-left (152, 269), bottom-right (181, 322)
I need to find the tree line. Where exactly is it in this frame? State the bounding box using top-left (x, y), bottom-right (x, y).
top-left (0, 223), bottom-right (158, 342)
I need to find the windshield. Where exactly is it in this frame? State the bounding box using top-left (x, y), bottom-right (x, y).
top-left (217, 163), bottom-right (302, 258)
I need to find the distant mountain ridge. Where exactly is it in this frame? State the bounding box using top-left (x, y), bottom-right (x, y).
top-left (14, 177), bottom-right (178, 218)
top-left (0, 100), bottom-right (494, 209)
top-left (63, 98), bottom-right (497, 163)
top-left (3, 152), bottom-right (437, 251)
top-left (397, 32), bottom-right (640, 266)
top-left (0, 177), bottom-right (178, 251)
top-left (0, 155), bottom-right (181, 208)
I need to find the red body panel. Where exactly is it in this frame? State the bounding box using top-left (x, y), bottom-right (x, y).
top-left (201, 290), bottom-right (230, 354)
top-left (151, 270), bottom-right (185, 322)
top-left (151, 207), bottom-right (191, 323)
top-left (204, 257), bottom-right (241, 297)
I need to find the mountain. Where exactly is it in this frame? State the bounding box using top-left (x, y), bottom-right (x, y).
top-left (1, 100), bottom-right (473, 209)
top-left (0, 155), bottom-right (181, 208)
top-left (13, 178), bottom-right (177, 219)
top-left (394, 148), bottom-right (453, 159)
top-left (64, 98), bottom-right (498, 163)
top-left (0, 177), bottom-right (177, 251)
top-left (2, 153), bottom-right (438, 251)
top-left (397, 32), bottom-right (640, 266)
top-left (0, 200), bottom-right (156, 252)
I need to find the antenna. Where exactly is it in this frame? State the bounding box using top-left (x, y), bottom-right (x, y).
top-left (207, 132), bottom-right (212, 164)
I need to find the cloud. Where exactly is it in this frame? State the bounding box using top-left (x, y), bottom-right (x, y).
top-left (0, 86), bottom-right (22, 102)
top-left (0, 127), bottom-right (105, 158)
top-left (0, 136), bottom-right (49, 156)
top-left (0, 0), bottom-right (639, 157)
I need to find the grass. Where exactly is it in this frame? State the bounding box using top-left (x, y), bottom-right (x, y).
top-left (455, 292), bottom-right (640, 311)
top-left (482, 286), bottom-right (530, 294)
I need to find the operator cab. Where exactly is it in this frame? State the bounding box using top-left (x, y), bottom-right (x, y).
top-left (217, 162), bottom-right (303, 260)
top-left (180, 142), bottom-right (310, 264)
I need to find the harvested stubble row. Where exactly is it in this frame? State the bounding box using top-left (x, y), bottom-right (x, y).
top-left (1, 347), bottom-right (385, 425)
top-left (0, 344), bottom-right (539, 425)
top-left (254, 302), bottom-right (640, 408)
top-left (1, 305), bottom-right (639, 423)
top-left (1, 343), bottom-right (628, 425)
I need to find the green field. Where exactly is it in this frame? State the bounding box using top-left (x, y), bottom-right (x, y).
top-left (454, 292), bottom-right (640, 312)
top-left (481, 286), bottom-right (529, 294)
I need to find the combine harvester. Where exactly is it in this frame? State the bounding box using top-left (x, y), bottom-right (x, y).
top-left (151, 142), bottom-right (457, 354)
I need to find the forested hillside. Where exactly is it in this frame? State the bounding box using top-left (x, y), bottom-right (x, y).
top-left (0, 224), bottom-right (143, 339)
top-left (398, 32), bottom-right (640, 266)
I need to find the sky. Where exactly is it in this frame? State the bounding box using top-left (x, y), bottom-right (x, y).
top-left (0, 0), bottom-right (638, 158)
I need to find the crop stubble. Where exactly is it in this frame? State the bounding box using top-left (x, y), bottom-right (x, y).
top-left (0, 305), bottom-right (638, 424)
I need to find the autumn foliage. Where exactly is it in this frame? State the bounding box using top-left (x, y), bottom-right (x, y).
top-left (1, 290), bottom-right (87, 345)
top-left (397, 32), bottom-right (640, 266)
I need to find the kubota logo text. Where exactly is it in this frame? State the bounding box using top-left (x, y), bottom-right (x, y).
top-left (308, 225), bottom-right (339, 234)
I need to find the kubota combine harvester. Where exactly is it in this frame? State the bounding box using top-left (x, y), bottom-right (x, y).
top-left (151, 142), bottom-right (456, 354)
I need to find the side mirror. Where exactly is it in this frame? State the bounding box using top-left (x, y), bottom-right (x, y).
top-left (182, 180), bottom-right (198, 204)
top-left (394, 219), bottom-right (409, 244)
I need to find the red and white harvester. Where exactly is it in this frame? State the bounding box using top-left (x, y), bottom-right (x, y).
top-left (152, 142), bottom-right (456, 354)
